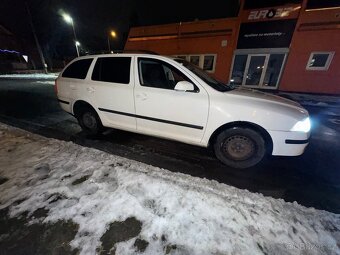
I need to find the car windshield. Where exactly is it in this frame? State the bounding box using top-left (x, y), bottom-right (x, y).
top-left (174, 58), bottom-right (234, 92)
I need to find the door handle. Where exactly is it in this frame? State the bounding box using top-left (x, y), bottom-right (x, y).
top-left (70, 84), bottom-right (76, 90)
top-left (87, 87), bottom-right (95, 93)
top-left (136, 93), bottom-right (147, 101)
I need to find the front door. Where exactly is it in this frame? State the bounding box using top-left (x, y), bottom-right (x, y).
top-left (134, 57), bottom-right (209, 144)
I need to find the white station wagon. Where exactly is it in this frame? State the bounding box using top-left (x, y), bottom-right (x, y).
top-left (56, 53), bottom-right (311, 168)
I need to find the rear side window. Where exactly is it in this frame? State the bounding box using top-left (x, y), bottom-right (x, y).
top-left (62, 58), bottom-right (93, 79)
top-left (92, 57), bottom-right (131, 84)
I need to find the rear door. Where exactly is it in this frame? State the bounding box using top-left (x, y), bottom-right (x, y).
top-left (89, 56), bottom-right (136, 131)
top-left (134, 57), bottom-right (209, 144)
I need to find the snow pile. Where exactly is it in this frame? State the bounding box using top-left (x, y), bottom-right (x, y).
top-left (0, 124), bottom-right (339, 255)
top-left (0, 73), bottom-right (58, 79)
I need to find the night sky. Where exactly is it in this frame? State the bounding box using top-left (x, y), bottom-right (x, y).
top-left (0, 0), bottom-right (239, 63)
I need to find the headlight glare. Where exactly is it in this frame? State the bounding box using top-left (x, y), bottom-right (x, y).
top-left (291, 118), bottom-right (311, 132)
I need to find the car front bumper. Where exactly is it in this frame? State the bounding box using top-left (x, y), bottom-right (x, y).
top-left (268, 130), bottom-right (310, 156)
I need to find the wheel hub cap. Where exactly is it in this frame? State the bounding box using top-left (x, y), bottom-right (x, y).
top-left (222, 135), bottom-right (255, 161)
top-left (83, 113), bottom-right (96, 130)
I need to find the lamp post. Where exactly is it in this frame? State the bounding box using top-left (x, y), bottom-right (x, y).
top-left (25, 2), bottom-right (47, 73)
top-left (62, 13), bottom-right (79, 57)
top-left (107, 30), bottom-right (117, 52)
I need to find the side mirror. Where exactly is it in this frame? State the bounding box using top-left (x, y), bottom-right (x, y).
top-left (174, 81), bottom-right (195, 92)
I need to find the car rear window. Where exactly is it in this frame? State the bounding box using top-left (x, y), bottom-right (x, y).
top-left (62, 58), bottom-right (93, 79)
top-left (92, 57), bottom-right (131, 84)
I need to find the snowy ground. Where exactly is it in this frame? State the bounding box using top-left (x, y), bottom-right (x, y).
top-left (0, 73), bottom-right (58, 85)
top-left (0, 123), bottom-right (339, 255)
top-left (0, 73), bottom-right (58, 79)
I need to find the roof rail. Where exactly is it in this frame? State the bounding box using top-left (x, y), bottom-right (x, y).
top-left (111, 50), bottom-right (159, 55)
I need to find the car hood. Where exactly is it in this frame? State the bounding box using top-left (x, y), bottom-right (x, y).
top-left (228, 88), bottom-right (305, 111)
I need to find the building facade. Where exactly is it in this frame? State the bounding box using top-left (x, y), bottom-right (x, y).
top-left (0, 25), bottom-right (28, 73)
top-left (280, 0), bottom-right (340, 94)
top-left (125, 0), bottom-right (340, 95)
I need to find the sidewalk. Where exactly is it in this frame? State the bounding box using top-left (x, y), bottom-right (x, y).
top-left (0, 123), bottom-right (339, 255)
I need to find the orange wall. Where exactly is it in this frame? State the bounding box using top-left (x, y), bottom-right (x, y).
top-left (125, 2), bottom-right (340, 94)
top-left (280, 7), bottom-right (340, 94)
top-left (125, 19), bottom-right (239, 83)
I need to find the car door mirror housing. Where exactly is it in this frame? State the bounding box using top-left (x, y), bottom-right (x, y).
top-left (174, 81), bottom-right (195, 92)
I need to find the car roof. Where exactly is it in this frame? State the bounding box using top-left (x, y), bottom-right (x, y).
top-left (74, 53), bottom-right (175, 61)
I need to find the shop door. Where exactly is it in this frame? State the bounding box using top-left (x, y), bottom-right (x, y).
top-left (243, 54), bottom-right (267, 86)
top-left (230, 53), bottom-right (286, 89)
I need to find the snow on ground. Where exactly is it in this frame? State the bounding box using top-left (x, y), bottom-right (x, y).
top-left (330, 118), bottom-right (340, 125)
top-left (36, 80), bottom-right (56, 85)
top-left (0, 73), bottom-right (58, 79)
top-left (0, 123), bottom-right (339, 255)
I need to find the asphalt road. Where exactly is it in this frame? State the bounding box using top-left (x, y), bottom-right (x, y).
top-left (0, 77), bottom-right (339, 213)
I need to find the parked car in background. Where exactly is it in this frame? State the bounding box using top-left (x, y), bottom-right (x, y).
top-left (55, 53), bottom-right (311, 168)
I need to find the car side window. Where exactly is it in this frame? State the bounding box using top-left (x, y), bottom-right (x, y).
top-left (62, 58), bottom-right (93, 79)
top-left (138, 58), bottom-right (198, 91)
top-left (92, 57), bottom-right (131, 84)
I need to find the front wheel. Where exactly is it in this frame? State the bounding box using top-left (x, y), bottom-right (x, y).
top-left (214, 127), bottom-right (266, 169)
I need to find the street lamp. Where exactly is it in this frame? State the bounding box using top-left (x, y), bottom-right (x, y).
top-left (62, 13), bottom-right (79, 57)
top-left (107, 30), bottom-right (117, 52)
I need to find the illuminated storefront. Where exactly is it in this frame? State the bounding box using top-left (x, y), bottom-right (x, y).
top-left (125, 0), bottom-right (340, 94)
top-left (229, 2), bottom-right (301, 89)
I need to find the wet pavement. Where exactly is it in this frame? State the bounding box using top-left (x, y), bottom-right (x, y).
top-left (0, 205), bottom-right (146, 255)
top-left (0, 77), bottom-right (339, 213)
top-left (0, 206), bottom-right (79, 255)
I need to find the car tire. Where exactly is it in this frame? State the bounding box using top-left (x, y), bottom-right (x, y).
top-left (214, 127), bottom-right (266, 169)
top-left (77, 107), bottom-right (104, 135)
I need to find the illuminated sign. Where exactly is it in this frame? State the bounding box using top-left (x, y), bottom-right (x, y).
top-left (242, 5), bottom-right (301, 22)
top-left (248, 7), bottom-right (296, 20)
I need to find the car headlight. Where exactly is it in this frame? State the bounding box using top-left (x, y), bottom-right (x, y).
top-left (291, 117), bottom-right (311, 132)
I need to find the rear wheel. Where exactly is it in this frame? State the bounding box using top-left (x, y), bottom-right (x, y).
top-left (214, 127), bottom-right (266, 169)
top-left (76, 107), bottom-right (103, 135)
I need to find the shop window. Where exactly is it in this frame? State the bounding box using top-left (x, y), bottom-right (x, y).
top-left (174, 54), bottom-right (216, 73)
top-left (189, 55), bottom-right (200, 67)
top-left (263, 54), bottom-right (285, 87)
top-left (203, 55), bottom-right (216, 72)
top-left (230, 55), bottom-right (247, 85)
top-left (306, 52), bottom-right (334, 71)
top-left (245, 55), bottom-right (266, 86)
top-left (177, 55), bottom-right (189, 61)
top-left (229, 52), bottom-right (287, 89)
